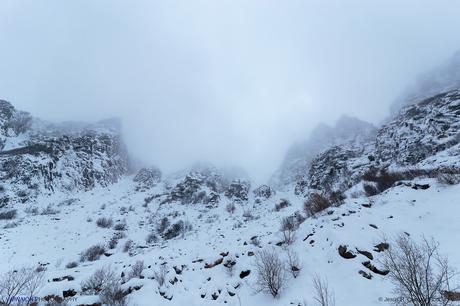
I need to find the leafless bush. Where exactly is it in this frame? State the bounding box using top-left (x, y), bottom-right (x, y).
top-left (40, 205), bottom-right (60, 215)
top-left (80, 244), bottom-right (106, 262)
top-left (243, 209), bottom-right (255, 221)
top-left (304, 193), bottom-right (331, 216)
top-left (363, 182), bottom-right (380, 196)
top-left (286, 250), bottom-right (301, 278)
top-left (99, 284), bottom-right (128, 306)
top-left (381, 234), bottom-right (457, 306)
top-left (437, 173), bottom-right (460, 186)
top-left (108, 231), bottom-right (126, 249)
top-left (312, 275), bottom-right (335, 306)
top-left (96, 217), bottom-right (113, 228)
top-left (24, 206), bottom-right (39, 215)
top-left (123, 239), bottom-right (133, 253)
top-left (113, 221), bottom-right (127, 231)
top-left (129, 260), bottom-right (145, 279)
top-left (0, 266), bottom-right (44, 306)
top-left (146, 232), bottom-right (158, 244)
top-left (156, 217), bottom-right (170, 234)
top-left (226, 203), bottom-right (236, 214)
top-left (362, 168), bottom-right (427, 194)
top-left (0, 209), bottom-right (17, 220)
top-left (65, 261), bottom-right (78, 269)
top-left (274, 199), bottom-right (290, 211)
top-left (162, 220), bottom-right (192, 240)
top-left (254, 248), bottom-right (287, 298)
top-left (280, 216), bottom-right (297, 246)
top-left (153, 265), bottom-right (168, 287)
top-left (81, 265), bottom-right (119, 295)
top-left (328, 190), bottom-right (346, 206)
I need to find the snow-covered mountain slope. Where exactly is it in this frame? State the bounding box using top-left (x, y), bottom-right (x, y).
top-left (0, 100), bottom-right (129, 206)
top-left (271, 115), bottom-right (376, 188)
top-left (0, 89), bottom-right (459, 306)
top-left (1, 175), bottom-right (459, 306)
top-left (293, 89), bottom-right (460, 196)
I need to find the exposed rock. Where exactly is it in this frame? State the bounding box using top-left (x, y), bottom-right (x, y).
top-left (225, 180), bottom-right (250, 203)
top-left (253, 185), bottom-right (275, 199)
top-left (338, 245), bottom-right (356, 259)
top-left (356, 249), bottom-right (374, 260)
top-left (374, 243), bottom-right (389, 253)
top-left (133, 167), bottom-right (161, 189)
top-left (376, 90), bottom-right (460, 166)
top-left (362, 261), bottom-right (389, 276)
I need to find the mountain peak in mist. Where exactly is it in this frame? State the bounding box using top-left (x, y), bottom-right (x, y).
top-left (271, 115), bottom-right (376, 187)
top-left (392, 49), bottom-right (460, 113)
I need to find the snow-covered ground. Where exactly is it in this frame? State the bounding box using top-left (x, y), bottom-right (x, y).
top-left (1, 175), bottom-right (459, 306)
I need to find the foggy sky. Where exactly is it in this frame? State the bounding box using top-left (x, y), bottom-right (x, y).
top-left (1, 0), bottom-right (460, 183)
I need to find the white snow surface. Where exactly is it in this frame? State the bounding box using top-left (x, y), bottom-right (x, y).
top-left (1, 175), bottom-right (459, 306)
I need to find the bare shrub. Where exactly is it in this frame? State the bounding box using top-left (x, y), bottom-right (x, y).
top-left (254, 248), bottom-right (287, 298)
top-left (123, 239), bottom-right (133, 253)
top-left (81, 266), bottom-right (119, 295)
top-left (363, 182), bottom-right (380, 197)
top-left (99, 284), bottom-right (128, 306)
top-left (274, 199), bottom-right (290, 211)
top-left (304, 193), bottom-right (331, 216)
top-left (82, 266), bottom-right (128, 305)
top-left (96, 217), bottom-right (113, 228)
top-left (280, 216), bottom-right (297, 246)
top-left (293, 211), bottom-right (307, 226)
top-left (108, 231), bottom-right (126, 249)
top-left (328, 190), bottom-right (346, 206)
top-left (163, 220), bottom-right (192, 240)
top-left (0, 266), bottom-right (44, 306)
top-left (40, 205), bottom-right (60, 215)
top-left (129, 260), bottom-right (145, 279)
top-left (286, 250), bottom-right (301, 278)
top-left (242, 209), bottom-right (255, 221)
top-left (153, 265), bottom-right (168, 287)
top-left (146, 232), bottom-right (158, 244)
top-left (156, 217), bottom-right (170, 234)
top-left (65, 261), bottom-right (78, 269)
top-left (80, 244), bottom-right (106, 262)
top-left (381, 234), bottom-right (457, 306)
top-left (0, 209), bottom-right (17, 220)
top-left (24, 206), bottom-right (39, 215)
top-left (312, 275), bottom-right (335, 306)
top-left (113, 221), bottom-right (127, 231)
top-left (437, 173), bottom-right (460, 186)
top-left (226, 203), bottom-right (236, 214)
top-left (362, 168), bottom-right (418, 194)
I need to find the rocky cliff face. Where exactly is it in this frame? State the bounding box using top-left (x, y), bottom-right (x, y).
top-left (376, 90), bottom-right (460, 166)
top-left (0, 100), bottom-right (129, 205)
top-left (134, 164), bottom-right (251, 207)
top-left (293, 89), bottom-right (460, 196)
